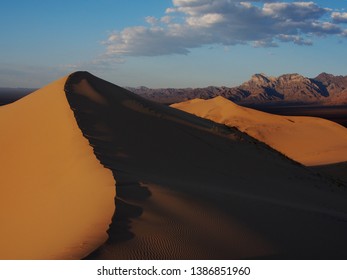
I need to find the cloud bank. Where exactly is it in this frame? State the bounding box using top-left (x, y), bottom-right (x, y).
top-left (103, 0), bottom-right (347, 57)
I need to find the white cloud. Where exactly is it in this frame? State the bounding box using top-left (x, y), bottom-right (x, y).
top-left (332, 12), bottom-right (347, 23)
top-left (277, 34), bottom-right (313, 46)
top-left (160, 15), bottom-right (173, 24)
top-left (103, 1), bottom-right (347, 57)
top-left (104, 26), bottom-right (197, 56)
top-left (262, 2), bottom-right (328, 20)
top-left (308, 21), bottom-right (343, 36)
top-left (145, 16), bottom-right (158, 25)
top-left (186, 13), bottom-right (225, 27)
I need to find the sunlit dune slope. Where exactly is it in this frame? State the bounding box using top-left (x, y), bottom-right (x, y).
top-left (65, 72), bottom-right (347, 259)
top-left (0, 77), bottom-right (115, 259)
top-left (172, 96), bottom-right (347, 166)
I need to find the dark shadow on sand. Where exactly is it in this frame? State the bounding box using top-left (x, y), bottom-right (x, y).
top-left (312, 161), bottom-right (347, 186)
top-left (65, 72), bottom-right (152, 258)
top-left (64, 72), bottom-right (347, 260)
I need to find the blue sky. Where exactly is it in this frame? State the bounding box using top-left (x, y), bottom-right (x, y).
top-left (0, 0), bottom-right (346, 88)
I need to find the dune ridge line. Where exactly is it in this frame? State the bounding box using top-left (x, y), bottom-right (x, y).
top-left (0, 75), bottom-right (115, 260)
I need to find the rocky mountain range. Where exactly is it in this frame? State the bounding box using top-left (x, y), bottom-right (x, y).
top-left (1, 73), bottom-right (346, 106)
top-left (128, 73), bottom-right (347, 106)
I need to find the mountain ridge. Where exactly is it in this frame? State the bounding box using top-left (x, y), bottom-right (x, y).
top-left (1, 73), bottom-right (346, 106)
top-left (128, 72), bottom-right (347, 105)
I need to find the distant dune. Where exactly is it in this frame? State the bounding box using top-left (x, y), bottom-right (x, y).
top-left (172, 96), bottom-right (347, 166)
top-left (1, 72), bottom-right (347, 260)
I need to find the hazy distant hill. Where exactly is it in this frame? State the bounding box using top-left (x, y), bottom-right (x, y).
top-left (0, 88), bottom-right (36, 105)
top-left (128, 73), bottom-right (347, 105)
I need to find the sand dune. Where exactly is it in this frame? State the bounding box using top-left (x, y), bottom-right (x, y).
top-left (65, 72), bottom-right (347, 259)
top-left (172, 96), bottom-right (347, 166)
top-left (0, 77), bottom-right (115, 259)
top-left (2, 72), bottom-right (347, 260)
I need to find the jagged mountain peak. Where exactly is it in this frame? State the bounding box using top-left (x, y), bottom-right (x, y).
top-left (278, 73), bottom-right (308, 82)
top-left (315, 72), bottom-right (346, 81)
top-left (244, 73), bottom-right (310, 88)
top-left (247, 73), bottom-right (274, 84)
top-left (125, 72), bottom-right (346, 105)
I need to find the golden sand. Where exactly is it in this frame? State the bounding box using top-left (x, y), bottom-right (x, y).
top-left (0, 77), bottom-right (115, 259)
top-left (172, 96), bottom-right (347, 166)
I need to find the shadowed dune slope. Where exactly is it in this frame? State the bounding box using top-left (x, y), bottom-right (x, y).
top-left (0, 77), bottom-right (115, 259)
top-left (172, 97), bottom-right (347, 166)
top-left (313, 161), bottom-right (347, 185)
top-left (65, 72), bottom-right (347, 260)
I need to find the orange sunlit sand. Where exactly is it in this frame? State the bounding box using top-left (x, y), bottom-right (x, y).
top-left (0, 76), bottom-right (115, 259)
top-left (172, 96), bottom-right (347, 166)
top-left (1, 72), bottom-right (347, 260)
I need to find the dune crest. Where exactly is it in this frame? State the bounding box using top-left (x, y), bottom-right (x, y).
top-left (2, 72), bottom-right (347, 260)
top-left (62, 72), bottom-right (347, 260)
top-left (172, 96), bottom-right (347, 166)
top-left (0, 76), bottom-right (115, 259)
